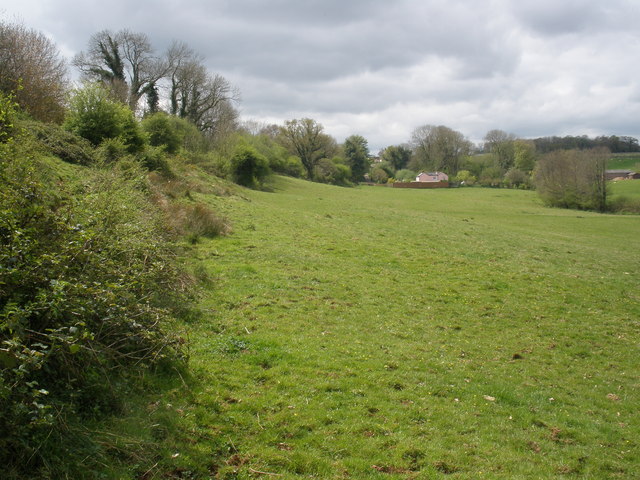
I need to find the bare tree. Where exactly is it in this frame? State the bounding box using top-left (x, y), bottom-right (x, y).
top-left (410, 125), bottom-right (471, 175)
top-left (534, 147), bottom-right (608, 211)
top-left (73, 29), bottom-right (167, 112)
top-left (0, 20), bottom-right (68, 122)
top-left (166, 41), bottom-right (239, 139)
top-left (484, 129), bottom-right (517, 170)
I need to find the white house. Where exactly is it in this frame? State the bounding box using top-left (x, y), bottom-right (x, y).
top-left (415, 172), bottom-right (449, 182)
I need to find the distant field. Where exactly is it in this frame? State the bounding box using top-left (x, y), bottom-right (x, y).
top-left (608, 153), bottom-right (640, 170)
top-left (172, 178), bottom-right (639, 478)
top-left (610, 179), bottom-right (640, 199)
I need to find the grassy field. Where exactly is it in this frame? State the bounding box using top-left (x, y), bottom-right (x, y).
top-left (610, 179), bottom-right (640, 199)
top-left (608, 153), bottom-right (640, 171)
top-left (152, 178), bottom-right (639, 479)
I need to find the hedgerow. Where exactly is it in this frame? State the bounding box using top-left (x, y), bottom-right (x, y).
top-left (0, 95), bottom-right (190, 476)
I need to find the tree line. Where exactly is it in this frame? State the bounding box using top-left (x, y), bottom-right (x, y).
top-left (1, 18), bottom-right (637, 201)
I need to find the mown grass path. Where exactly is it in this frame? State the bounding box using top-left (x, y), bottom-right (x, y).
top-left (187, 177), bottom-right (639, 478)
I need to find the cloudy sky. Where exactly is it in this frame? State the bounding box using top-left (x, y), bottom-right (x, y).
top-left (3, 0), bottom-right (640, 151)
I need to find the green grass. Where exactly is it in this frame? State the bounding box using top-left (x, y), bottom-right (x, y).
top-left (610, 179), bottom-right (640, 199)
top-left (151, 178), bottom-right (639, 479)
top-left (608, 153), bottom-right (640, 171)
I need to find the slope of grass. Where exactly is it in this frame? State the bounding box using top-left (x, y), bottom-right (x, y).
top-left (165, 178), bottom-right (639, 479)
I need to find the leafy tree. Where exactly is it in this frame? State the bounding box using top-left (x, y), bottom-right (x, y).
top-left (410, 125), bottom-right (471, 175)
top-left (514, 139), bottom-right (537, 172)
top-left (64, 83), bottom-right (146, 154)
top-left (534, 147), bottom-right (608, 211)
top-left (343, 134), bottom-right (370, 182)
top-left (0, 20), bottom-right (68, 123)
top-left (381, 144), bottom-right (412, 171)
top-left (278, 118), bottom-right (337, 179)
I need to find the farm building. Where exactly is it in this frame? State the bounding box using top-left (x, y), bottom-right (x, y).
top-left (416, 171), bottom-right (449, 182)
top-left (605, 170), bottom-right (640, 181)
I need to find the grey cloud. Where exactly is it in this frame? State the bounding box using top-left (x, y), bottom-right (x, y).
top-left (4, 0), bottom-right (640, 149)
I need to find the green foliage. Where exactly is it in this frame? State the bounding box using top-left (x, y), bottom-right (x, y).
top-left (504, 167), bottom-right (532, 189)
top-left (64, 83), bottom-right (146, 154)
top-left (0, 91), bottom-right (18, 144)
top-left (375, 160), bottom-right (395, 177)
top-left (478, 164), bottom-right (504, 187)
top-left (370, 166), bottom-right (389, 183)
top-left (228, 144), bottom-right (270, 188)
top-left (312, 157), bottom-right (352, 185)
top-left (0, 143), bottom-right (187, 476)
top-left (138, 145), bottom-right (171, 175)
top-left (141, 112), bottom-right (182, 154)
top-left (282, 155), bottom-right (306, 177)
top-left (239, 131), bottom-right (296, 176)
top-left (454, 169), bottom-right (477, 185)
top-left (607, 195), bottom-right (640, 214)
top-left (381, 144), bottom-right (412, 171)
top-left (278, 118), bottom-right (337, 179)
top-left (19, 119), bottom-right (96, 165)
top-left (395, 168), bottom-right (417, 182)
top-left (513, 139), bottom-right (537, 172)
top-left (343, 134), bottom-right (370, 182)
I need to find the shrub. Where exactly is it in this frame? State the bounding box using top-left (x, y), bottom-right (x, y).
top-left (395, 169), bottom-right (417, 182)
top-left (20, 120), bottom-right (96, 165)
top-left (64, 83), bottom-right (146, 154)
top-left (370, 167), bottom-right (389, 184)
top-left (138, 145), bottom-right (172, 175)
top-left (608, 195), bottom-right (640, 214)
top-left (0, 90), bottom-right (18, 143)
top-left (163, 202), bottom-right (231, 242)
top-left (141, 112), bottom-right (182, 154)
top-left (228, 145), bottom-right (270, 187)
top-left (283, 155), bottom-right (305, 178)
top-left (504, 168), bottom-right (531, 189)
top-left (0, 142), bottom-right (187, 475)
top-left (312, 157), bottom-right (351, 185)
top-left (454, 169), bottom-right (476, 186)
top-left (95, 137), bottom-right (130, 163)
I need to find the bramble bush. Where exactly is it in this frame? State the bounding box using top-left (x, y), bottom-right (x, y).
top-left (0, 97), bottom-right (188, 476)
